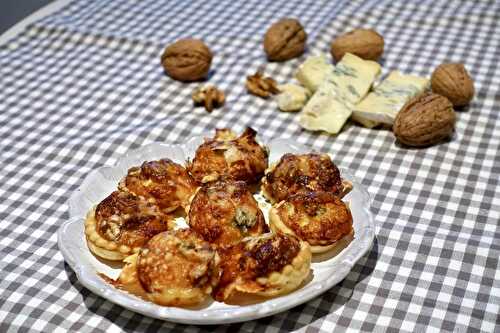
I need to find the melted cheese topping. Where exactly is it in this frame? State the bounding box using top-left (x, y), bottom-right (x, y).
top-left (108, 230), bottom-right (221, 307)
top-left (270, 207), bottom-right (353, 254)
top-left (214, 233), bottom-right (311, 301)
top-left (261, 153), bottom-right (343, 203)
top-left (120, 159), bottom-right (196, 213)
top-left (252, 240), bottom-right (311, 297)
top-left (188, 127), bottom-right (268, 184)
top-left (136, 230), bottom-right (220, 307)
top-left (269, 193), bottom-right (354, 254)
top-left (187, 179), bottom-right (268, 246)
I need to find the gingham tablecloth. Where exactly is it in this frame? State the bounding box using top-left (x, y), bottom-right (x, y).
top-left (1, 0), bottom-right (499, 332)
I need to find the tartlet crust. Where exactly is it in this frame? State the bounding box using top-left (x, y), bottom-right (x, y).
top-left (85, 208), bottom-right (140, 261)
top-left (213, 232), bottom-right (311, 302)
top-left (84, 191), bottom-right (171, 261)
top-left (269, 192), bottom-right (354, 253)
top-left (114, 229), bottom-right (221, 307)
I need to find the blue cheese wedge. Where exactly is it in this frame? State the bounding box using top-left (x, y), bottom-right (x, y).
top-left (276, 83), bottom-right (311, 112)
top-left (295, 54), bottom-right (335, 93)
top-left (299, 53), bottom-right (381, 134)
top-left (328, 53), bottom-right (381, 105)
top-left (352, 71), bottom-right (429, 127)
top-left (298, 81), bottom-right (351, 134)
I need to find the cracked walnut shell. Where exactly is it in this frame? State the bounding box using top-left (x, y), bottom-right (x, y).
top-left (161, 39), bottom-right (212, 82)
top-left (393, 93), bottom-right (456, 147)
top-left (264, 18), bottom-right (307, 62)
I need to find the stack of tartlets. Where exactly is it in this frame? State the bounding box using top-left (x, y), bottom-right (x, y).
top-left (85, 127), bottom-right (354, 307)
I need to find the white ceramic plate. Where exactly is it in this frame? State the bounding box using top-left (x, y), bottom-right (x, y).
top-left (58, 136), bottom-right (375, 325)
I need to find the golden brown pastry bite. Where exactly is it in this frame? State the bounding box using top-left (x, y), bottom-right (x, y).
top-left (119, 158), bottom-right (196, 213)
top-left (187, 178), bottom-right (269, 247)
top-left (111, 229), bottom-right (221, 307)
top-left (187, 127), bottom-right (268, 184)
top-left (213, 232), bottom-right (311, 302)
top-left (261, 153), bottom-right (343, 203)
top-left (269, 191), bottom-right (354, 253)
top-left (85, 191), bottom-right (171, 261)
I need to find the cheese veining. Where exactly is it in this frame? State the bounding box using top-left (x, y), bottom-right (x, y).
top-left (352, 71), bottom-right (429, 127)
top-left (295, 54), bottom-right (335, 93)
top-left (299, 53), bottom-right (381, 134)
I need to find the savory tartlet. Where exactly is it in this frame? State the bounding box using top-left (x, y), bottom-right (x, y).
top-left (85, 191), bottom-right (171, 261)
top-left (213, 232), bottom-right (311, 302)
top-left (269, 191), bottom-right (354, 253)
top-left (261, 153), bottom-right (343, 203)
top-left (187, 127), bottom-right (268, 184)
top-left (187, 178), bottom-right (269, 247)
top-left (119, 158), bottom-right (197, 213)
top-left (113, 229), bottom-right (221, 307)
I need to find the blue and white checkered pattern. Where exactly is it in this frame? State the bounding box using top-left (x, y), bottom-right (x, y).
top-left (1, 0), bottom-right (499, 331)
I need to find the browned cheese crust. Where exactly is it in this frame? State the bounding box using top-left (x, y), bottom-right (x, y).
top-left (93, 191), bottom-right (171, 249)
top-left (119, 158), bottom-right (196, 213)
top-left (187, 127), bottom-right (268, 184)
top-left (272, 191), bottom-right (353, 247)
top-left (262, 153), bottom-right (342, 203)
top-left (134, 229), bottom-right (221, 306)
top-left (187, 179), bottom-right (269, 246)
top-left (213, 232), bottom-right (311, 302)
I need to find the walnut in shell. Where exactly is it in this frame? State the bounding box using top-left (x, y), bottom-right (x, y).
top-left (264, 18), bottom-right (307, 62)
top-left (161, 39), bottom-right (212, 82)
top-left (431, 63), bottom-right (474, 107)
top-left (393, 93), bottom-right (456, 147)
top-left (330, 29), bottom-right (384, 62)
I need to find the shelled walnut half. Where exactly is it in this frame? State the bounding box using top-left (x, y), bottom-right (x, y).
top-left (246, 71), bottom-right (280, 98)
top-left (192, 85), bottom-right (225, 112)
